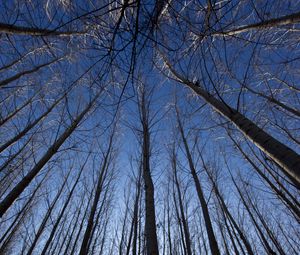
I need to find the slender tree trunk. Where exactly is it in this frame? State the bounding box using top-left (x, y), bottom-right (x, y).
top-left (69, 191), bottom-right (94, 255)
top-left (0, 173), bottom-right (48, 252)
top-left (247, 141), bottom-right (300, 207)
top-left (200, 153), bottom-right (255, 255)
top-left (0, 22), bottom-right (85, 36)
top-left (176, 108), bottom-right (221, 255)
top-left (242, 85), bottom-right (300, 117)
top-left (0, 88), bottom-right (66, 153)
top-left (245, 192), bottom-right (286, 255)
top-left (78, 132), bottom-right (114, 255)
top-left (171, 149), bottom-right (192, 255)
top-left (0, 133), bottom-right (33, 174)
top-left (167, 192), bottom-right (173, 255)
top-left (0, 91), bottom-right (101, 217)
top-left (216, 210), bottom-right (231, 255)
top-left (230, 172), bottom-right (277, 255)
top-left (119, 196), bottom-right (129, 255)
top-left (214, 11), bottom-right (300, 36)
top-left (0, 92), bottom-right (37, 127)
top-left (172, 189), bottom-right (187, 254)
top-left (40, 157), bottom-right (86, 255)
top-left (221, 211), bottom-right (241, 255)
top-left (228, 132), bottom-right (300, 220)
top-left (88, 182), bottom-right (112, 253)
top-left (131, 168), bottom-right (142, 255)
top-left (26, 170), bottom-right (71, 255)
top-left (139, 89), bottom-right (159, 255)
top-left (0, 57), bottom-right (62, 88)
top-left (164, 59), bottom-right (300, 187)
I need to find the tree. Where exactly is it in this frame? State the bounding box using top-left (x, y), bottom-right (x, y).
top-left (1, 1), bottom-right (299, 254)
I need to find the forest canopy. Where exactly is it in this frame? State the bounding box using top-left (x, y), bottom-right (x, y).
top-left (0, 1), bottom-right (299, 254)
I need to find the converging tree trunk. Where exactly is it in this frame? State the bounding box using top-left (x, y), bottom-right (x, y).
top-left (0, 91), bottom-right (102, 217)
top-left (164, 58), bottom-right (300, 188)
top-left (79, 131), bottom-right (115, 255)
top-left (176, 107), bottom-right (221, 255)
top-left (138, 86), bottom-right (159, 255)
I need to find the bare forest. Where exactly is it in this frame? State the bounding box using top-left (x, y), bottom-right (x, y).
top-left (0, 1), bottom-right (299, 254)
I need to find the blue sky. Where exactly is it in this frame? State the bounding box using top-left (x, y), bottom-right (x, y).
top-left (0, 1), bottom-right (299, 254)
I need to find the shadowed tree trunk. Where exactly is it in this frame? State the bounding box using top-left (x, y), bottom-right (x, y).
top-left (227, 131), bottom-right (300, 220)
top-left (0, 22), bottom-right (85, 36)
top-left (126, 164), bottom-right (142, 255)
top-left (138, 86), bottom-right (159, 255)
top-left (176, 107), bottom-right (221, 255)
top-left (229, 170), bottom-right (278, 255)
top-left (0, 172), bottom-right (49, 252)
top-left (171, 146), bottom-right (192, 255)
top-left (78, 130), bottom-right (115, 255)
top-left (163, 58), bottom-right (300, 188)
top-left (39, 155), bottom-right (88, 255)
top-left (0, 57), bottom-right (63, 88)
top-left (198, 149), bottom-right (255, 255)
top-left (214, 11), bottom-right (300, 36)
top-left (0, 90), bottom-right (102, 217)
top-left (26, 169), bottom-right (71, 255)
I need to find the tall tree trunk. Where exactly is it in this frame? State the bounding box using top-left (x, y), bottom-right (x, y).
top-left (230, 172), bottom-right (277, 255)
top-left (0, 172), bottom-right (48, 252)
top-left (216, 210), bottom-right (231, 255)
top-left (0, 91), bottom-right (37, 127)
top-left (164, 59), bottom-right (300, 187)
top-left (176, 108), bottom-right (220, 255)
top-left (167, 190), bottom-right (173, 255)
top-left (40, 157), bottom-right (86, 255)
top-left (200, 153), bottom-right (255, 255)
top-left (214, 11), bottom-right (300, 36)
top-left (171, 149), bottom-right (192, 255)
top-left (26, 170), bottom-right (71, 255)
top-left (227, 132), bottom-right (300, 220)
top-left (78, 132), bottom-right (114, 255)
top-left (0, 22), bottom-right (85, 36)
top-left (172, 189), bottom-right (187, 254)
top-left (245, 191), bottom-right (286, 255)
top-left (0, 83), bottom-right (75, 154)
top-left (69, 191), bottom-right (94, 255)
top-left (139, 89), bottom-right (159, 255)
top-left (0, 91), bottom-right (101, 217)
top-left (130, 167), bottom-right (142, 255)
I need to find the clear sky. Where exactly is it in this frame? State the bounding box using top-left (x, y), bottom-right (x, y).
top-left (0, 1), bottom-right (299, 254)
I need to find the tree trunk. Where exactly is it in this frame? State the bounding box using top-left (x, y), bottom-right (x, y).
top-left (0, 92), bottom-right (101, 217)
top-left (40, 158), bottom-right (85, 255)
top-left (140, 89), bottom-right (159, 255)
top-left (26, 171), bottom-right (70, 255)
top-left (78, 132), bottom-right (114, 255)
top-left (0, 22), bottom-right (85, 36)
top-left (164, 60), bottom-right (300, 187)
top-left (171, 149), bottom-right (192, 255)
top-left (0, 57), bottom-right (62, 88)
top-left (176, 108), bottom-right (221, 255)
top-left (215, 11), bottom-right (300, 36)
